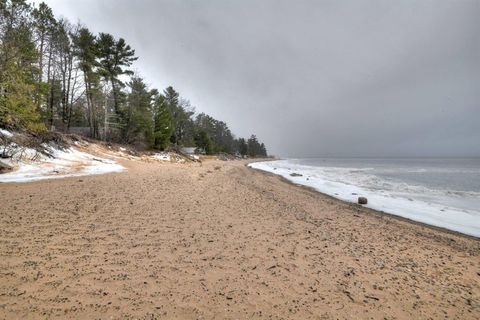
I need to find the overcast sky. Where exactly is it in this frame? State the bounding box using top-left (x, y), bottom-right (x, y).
top-left (43, 0), bottom-right (479, 157)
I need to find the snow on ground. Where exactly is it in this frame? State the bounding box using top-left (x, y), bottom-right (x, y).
top-left (152, 153), bottom-right (171, 161)
top-left (0, 129), bottom-right (13, 137)
top-left (0, 144), bottom-right (124, 183)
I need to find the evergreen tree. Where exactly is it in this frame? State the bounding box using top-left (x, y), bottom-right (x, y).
top-left (31, 1), bottom-right (55, 84)
top-left (0, 1), bottom-right (269, 154)
top-left (247, 134), bottom-right (267, 157)
top-left (96, 32), bottom-right (137, 117)
top-left (124, 76), bottom-right (154, 146)
top-left (72, 27), bottom-right (99, 137)
top-left (163, 86), bottom-right (180, 143)
top-left (194, 113), bottom-right (236, 153)
top-left (161, 86), bottom-right (194, 145)
top-left (0, 0), bottom-right (44, 131)
top-left (212, 120), bottom-right (234, 153)
top-left (55, 18), bottom-right (78, 131)
top-left (194, 130), bottom-right (213, 155)
top-left (238, 138), bottom-right (248, 156)
top-left (153, 94), bottom-right (173, 150)
top-left (247, 135), bottom-right (257, 157)
top-left (259, 142), bottom-right (267, 157)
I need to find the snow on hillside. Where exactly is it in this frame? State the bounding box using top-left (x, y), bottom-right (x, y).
top-left (0, 130), bottom-right (124, 183)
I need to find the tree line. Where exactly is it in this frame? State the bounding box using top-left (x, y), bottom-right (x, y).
top-left (0, 0), bottom-right (267, 157)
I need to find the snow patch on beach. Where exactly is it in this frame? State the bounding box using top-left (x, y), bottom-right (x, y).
top-left (249, 160), bottom-right (480, 237)
top-left (0, 144), bottom-right (124, 183)
top-left (152, 153), bottom-right (171, 161)
top-left (0, 129), bottom-right (13, 137)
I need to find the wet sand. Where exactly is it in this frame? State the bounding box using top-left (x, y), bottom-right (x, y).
top-left (0, 159), bottom-right (479, 319)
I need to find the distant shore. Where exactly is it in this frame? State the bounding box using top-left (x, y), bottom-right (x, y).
top-left (0, 159), bottom-right (478, 319)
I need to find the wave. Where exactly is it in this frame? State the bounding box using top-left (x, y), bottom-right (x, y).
top-left (248, 159), bottom-right (480, 237)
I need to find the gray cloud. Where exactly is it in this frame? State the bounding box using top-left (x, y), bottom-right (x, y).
top-left (44, 0), bottom-right (480, 157)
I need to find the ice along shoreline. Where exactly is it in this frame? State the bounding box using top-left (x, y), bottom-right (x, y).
top-left (248, 160), bottom-right (480, 238)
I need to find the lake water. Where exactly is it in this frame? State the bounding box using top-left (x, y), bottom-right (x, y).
top-left (249, 158), bottom-right (480, 237)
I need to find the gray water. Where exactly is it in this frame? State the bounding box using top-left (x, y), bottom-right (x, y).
top-left (287, 158), bottom-right (480, 212)
top-left (250, 157), bottom-right (480, 236)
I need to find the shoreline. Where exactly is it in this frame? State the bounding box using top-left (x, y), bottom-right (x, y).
top-left (248, 159), bottom-right (480, 238)
top-left (1, 159), bottom-right (479, 319)
top-left (247, 163), bottom-right (480, 242)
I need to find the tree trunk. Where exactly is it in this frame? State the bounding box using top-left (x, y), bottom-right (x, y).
top-left (83, 72), bottom-right (93, 137)
top-left (46, 40), bottom-right (53, 85)
top-left (38, 34), bottom-right (45, 83)
top-left (67, 68), bottom-right (77, 132)
top-left (104, 90), bottom-right (108, 142)
top-left (49, 74), bottom-right (55, 130)
top-left (110, 77), bottom-right (120, 115)
top-left (45, 40), bottom-right (53, 123)
top-left (60, 55), bottom-right (67, 125)
top-left (65, 60), bottom-right (72, 120)
top-left (36, 34), bottom-right (45, 111)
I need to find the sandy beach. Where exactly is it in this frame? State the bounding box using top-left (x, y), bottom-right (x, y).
top-left (0, 159), bottom-right (479, 319)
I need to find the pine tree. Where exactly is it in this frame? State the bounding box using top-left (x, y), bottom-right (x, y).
top-left (124, 76), bottom-right (154, 146)
top-left (162, 86), bottom-right (195, 145)
top-left (194, 130), bottom-right (213, 155)
top-left (153, 94), bottom-right (173, 150)
top-left (0, 1), bottom-right (269, 154)
top-left (247, 134), bottom-right (259, 157)
top-left (31, 1), bottom-right (55, 84)
top-left (259, 142), bottom-right (267, 157)
top-left (96, 33), bottom-right (137, 117)
top-left (72, 27), bottom-right (99, 137)
top-left (238, 138), bottom-right (248, 156)
top-left (0, 0), bottom-right (44, 131)
top-left (55, 18), bottom-right (78, 130)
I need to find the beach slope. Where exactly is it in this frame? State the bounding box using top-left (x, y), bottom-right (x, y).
top-left (0, 160), bottom-right (479, 319)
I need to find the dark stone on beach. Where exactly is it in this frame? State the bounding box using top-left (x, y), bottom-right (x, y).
top-left (358, 197), bottom-right (368, 205)
top-left (290, 173), bottom-right (303, 177)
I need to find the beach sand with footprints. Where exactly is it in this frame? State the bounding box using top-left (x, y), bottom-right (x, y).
top-left (0, 159), bottom-right (479, 319)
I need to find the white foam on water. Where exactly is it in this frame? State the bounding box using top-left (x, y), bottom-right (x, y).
top-left (249, 160), bottom-right (480, 237)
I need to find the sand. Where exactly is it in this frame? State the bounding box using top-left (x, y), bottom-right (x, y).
top-left (0, 159), bottom-right (479, 319)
